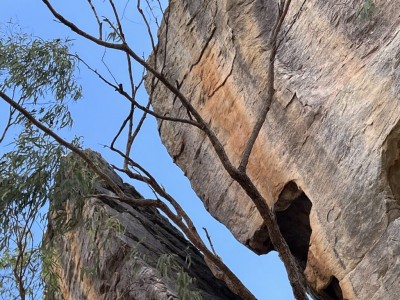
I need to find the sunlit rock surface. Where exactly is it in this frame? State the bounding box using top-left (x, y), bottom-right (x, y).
top-left (147, 0), bottom-right (400, 298)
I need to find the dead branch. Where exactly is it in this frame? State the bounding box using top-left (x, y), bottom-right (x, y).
top-left (73, 54), bottom-right (201, 128)
top-left (137, 0), bottom-right (156, 52)
top-left (87, 0), bottom-right (102, 39)
top-left (111, 158), bottom-right (256, 299)
top-left (202, 227), bottom-right (219, 258)
top-left (42, 0), bottom-right (236, 176)
top-left (238, 0), bottom-right (292, 173)
top-left (1, 89), bottom-right (256, 300)
top-left (40, 0), bottom-right (308, 298)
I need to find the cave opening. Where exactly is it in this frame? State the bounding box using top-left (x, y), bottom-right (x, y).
top-left (321, 276), bottom-right (343, 300)
top-left (387, 138), bottom-right (400, 198)
top-left (274, 181), bottom-right (312, 271)
top-left (387, 138), bottom-right (400, 215)
top-left (383, 124), bottom-right (400, 222)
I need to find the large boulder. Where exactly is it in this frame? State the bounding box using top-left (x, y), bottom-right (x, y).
top-left (146, 1), bottom-right (400, 298)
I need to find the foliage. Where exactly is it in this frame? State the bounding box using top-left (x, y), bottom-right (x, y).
top-left (0, 24), bottom-right (81, 101)
top-left (157, 253), bottom-right (202, 300)
top-left (40, 245), bottom-right (61, 299)
top-left (0, 238), bottom-right (41, 300)
top-left (358, 0), bottom-right (376, 19)
top-left (50, 149), bottom-right (99, 232)
top-left (126, 245), bottom-right (146, 279)
top-left (0, 126), bottom-right (66, 300)
top-left (0, 24), bottom-right (82, 299)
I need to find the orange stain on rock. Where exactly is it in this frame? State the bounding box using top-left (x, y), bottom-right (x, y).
top-left (188, 47), bottom-right (286, 204)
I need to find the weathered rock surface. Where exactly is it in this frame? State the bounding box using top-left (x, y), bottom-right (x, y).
top-left (44, 151), bottom-right (240, 300)
top-left (147, 0), bottom-right (400, 299)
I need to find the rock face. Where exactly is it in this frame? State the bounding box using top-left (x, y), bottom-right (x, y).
top-left (44, 151), bottom-right (240, 300)
top-left (147, 0), bottom-right (400, 299)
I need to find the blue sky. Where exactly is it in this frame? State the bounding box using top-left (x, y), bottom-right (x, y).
top-left (0, 1), bottom-right (295, 299)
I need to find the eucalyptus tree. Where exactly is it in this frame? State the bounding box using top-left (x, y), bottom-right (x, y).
top-left (0, 27), bottom-right (81, 299)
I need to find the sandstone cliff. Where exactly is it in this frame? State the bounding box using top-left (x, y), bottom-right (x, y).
top-left (147, 0), bottom-right (400, 299)
top-left (44, 151), bottom-right (240, 300)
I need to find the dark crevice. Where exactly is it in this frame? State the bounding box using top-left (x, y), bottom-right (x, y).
top-left (247, 181), bottom-right (312, 271)
top-left (246, 181), bottom-right (312, 270)
top-left (275, 180), bottom-right (303, 211)
top-left (275, 182), bottom-right (312, 271)
top-left (388, 140), bottom-right (400, 199)
top-left (321, 276), bottom-right (343, 300)
top-left (387, 144), bottom-right (400, 221)
top-left (382, 123), bottom-right (400, 222)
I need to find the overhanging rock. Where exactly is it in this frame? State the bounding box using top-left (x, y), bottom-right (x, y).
top-left (146, 1), bottom-right (400, 298)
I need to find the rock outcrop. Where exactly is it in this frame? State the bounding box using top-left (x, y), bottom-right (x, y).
top-left (44, 151), bottom-right (240, 300)
top-left (146, 0), bottom-right (400, 299)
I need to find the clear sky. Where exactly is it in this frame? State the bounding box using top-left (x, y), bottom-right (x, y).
top-left (0, 1), bottom-right (295, 299)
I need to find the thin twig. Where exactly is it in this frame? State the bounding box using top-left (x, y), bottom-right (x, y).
top-left (277, 0), bottom-right (307, 49)
top-left (123, 56), bottom-right (137, 164)
top-left (100, 48), bottom-right (119, 85)
top-left (110, 106), bottom-right (134, 151)
top-left (0, 105), bottom-right (16, 144)
top-left (73, 54), bottom-right (201, 128)
top-left (87, 0), bottom-right (102, 39)
top-left (137, 0), bottom-right (156, 52)
top-left (123, 103), bottom-right (135, 167)
top-left (125, 53), bottom-right (137, 97)
top-left (202, 227), bottom-right (219, 258)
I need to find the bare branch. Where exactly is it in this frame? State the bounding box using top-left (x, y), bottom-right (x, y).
top-left (42, 0), bottom-right (237, 176)
top-left (111, 157), bottom-right (256, 300)
top-left (0, 105), bottom-right (16, 144)
top-left (101, 50), bottom-right (119, 85)
top-left (202, 227), bottom-right (219, 258)
top-left (123, 56), bottom-right (139, 164)
top-left (137, 0), bottom-right (156, 52)
top-left (74, 54), bottom-right (201, 128)
top-left (0, 90), bottom-right (149, 209)
top-left (125, 50), bottom-right (138, 97)
top-left (110, 104), bottom-right (134, 151)
top-left (123, 104), bottom-right (135, 163)
top-left (124, 98), bottom-right (148, 156)
top-left (108, 0), bottom-right (124, 40)
top-left (238, 0), bottom-right (292, 173)
top-left (87, 0), bottom-right (102, 39)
